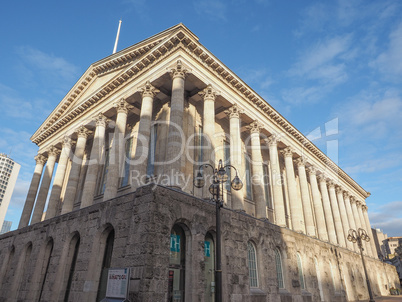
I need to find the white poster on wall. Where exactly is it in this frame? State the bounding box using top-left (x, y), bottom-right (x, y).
top-left (106, 268), bottom-right (130, 299)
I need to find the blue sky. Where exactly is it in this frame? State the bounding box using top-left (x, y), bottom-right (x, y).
top-left (1, 0), bottom-right (401, 236)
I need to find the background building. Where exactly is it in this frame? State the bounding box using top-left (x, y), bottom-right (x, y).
top-left (0, 24), bottom-right (399, 302)
top-left (372, 228), bottom-right (388, 260)
top-left (0, 153), bottom-right (20, 233)
top-left (0, 220), bottom-right (12, 235)
top-left (384, 237), bottom-right (402, 256)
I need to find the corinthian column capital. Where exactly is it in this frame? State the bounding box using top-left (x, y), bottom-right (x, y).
top-left (281, 147), bottom-right (294, 158)
top-left (170, 60), bottom-right (188, 79)
top-left (138, 81), bottom-right (160, 98)
top-left (335, 186), bottom-right (344, 194)
top-left (246, 120), bottom-right (263, 134)
top-left (77, 126), bottom-right (92, 139)
top-left (34, 154), bottom-right (47, 165)
top-left (264, 133), bottom-right (280, 146)
top-left (62, 136), bottom-right (73, 148)
top-left (307, 165), bottom-right (317, 175)
top-left (93, 113), bottom-right (108, 128)
top-left (327, 180), bottom-right (336, 189)
top-left (317, 174), bottom-right (327, 183)
top-left (47, 146), bottom-right (60, 157)
top-left (224, 103), bottom-right (243, 119)
top-left (294, 157), bottom-right (307, 167)
top-left (343, 191), bottom-right (350, 199)
top-left (350, 196), bottom-right (356, 204)
top-left (114, 98), bottom-right (132, 114)
top-left (198, 84), bottom-right (219, 101)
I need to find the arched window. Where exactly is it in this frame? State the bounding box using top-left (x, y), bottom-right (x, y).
top-left (168, 225), bottom-right (186, 302)
top-left (296, 253), bottom-right (305, 289)
top-left (11, 242), bottom-right (32, 300)
top-left (247, 241), bottom-right (258, 288)
top-left (0, 245), bottom-right (15, 286)
top-left (204, 232), bottom-right (215, 301)
top-left (329, 261), bottom-right (336, 292)
top-left (38, 239), bottom-right (54, 301)
top-left (314, 257), bottom-right (324, 301)
top-left (64, 234), bottom-right (80, 302)
top-left (275, 248), bottom-right (284, 288)
top-left (97, 229), bottom-right (115, 301)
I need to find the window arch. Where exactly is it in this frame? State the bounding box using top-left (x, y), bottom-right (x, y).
top-left (314, 257), bottom-right (324, 301)
top-left (329, 261), bottom-right (336, 292)
top-left (0, 245), bottom-right (15, 287)
top-left (10, 242), bottom-right (32, 301)
top-left (204, 232), bottom-right (215, 301)
top-left (38, 239), bottom-right (54, 301)
top-left (296, 253), bottom-right (305, 289)
top-left (275, 248), bottom-right (284, 288)
top-left (247, 241), bottom-right (258, 288)
top-left (96, 229), bottom-right (115, 301)
top-left (64, 233), bottom-right (80, 302)
top-left (168, 225), bottom-right (186, 302)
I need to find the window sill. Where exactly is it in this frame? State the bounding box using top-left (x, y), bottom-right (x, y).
top-left (250, 288), bottom-right (266, 295)
top-left (279, 288), bottom-right (291, 295)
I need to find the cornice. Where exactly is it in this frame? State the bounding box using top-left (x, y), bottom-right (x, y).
top-left (30, 24), bottom-right (369, 199)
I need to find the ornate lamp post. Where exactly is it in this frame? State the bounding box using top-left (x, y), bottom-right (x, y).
top-left (347, 228), bottom-right (375, 302)
top-left (194, 159), bottom-right (243, 302)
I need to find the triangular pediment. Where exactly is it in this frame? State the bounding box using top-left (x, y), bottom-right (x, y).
top-left (31, 23), bottom-right (198, 142)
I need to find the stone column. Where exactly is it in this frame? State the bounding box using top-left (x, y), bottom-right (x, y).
top-left (357, 201), bottom-right (373, 256)
top-left (81, 113), bottom-right (108, 208)
top-left (336, 187), bottom-right (354, 250)
top-left (199, 84), bottom-right (218, 163)
top-left (61, 126), bottom-right (91, 214)
top-left (225, 104), bottom-right (244, 211)
top-left (46, 137), bottom-right (72, 219)
top-left (307, 167), bottom-right (328, 241)
top-left (351, 197), bottom-right (368, 254)
top-left (18, 154), bottom-right (47, 228)
top-left (265, 135), bottom-right (286, 227)
top-left (247, 121), bottom-right (267, 219)
top-left (165, 60), bottom-right (187, 188)
top-left (282, 147), bottom-right (304, 233)
top-left (295, 158), bottom-right (316, 237)
top-left (343, 192), bottom-right (358, 252)
top-left (362, 205), bottom-right (377, 258)
top-left (30, 146), bottom-right (59, 224)
top-left (130, 81), bottom-right (160, 191)
top-left (328, 181), bottom-right (346, 247)
top-left (318, 174), bottom-right (337, 244)
top-left (199, 85), bottom-right (218, 197)
top-left (103, 99), bottom-right (130, 201)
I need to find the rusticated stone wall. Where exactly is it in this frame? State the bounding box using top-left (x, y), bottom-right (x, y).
top-left (0, 184), bottom-right (399, 302)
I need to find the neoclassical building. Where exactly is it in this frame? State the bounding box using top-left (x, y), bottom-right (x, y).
top-left (0, 24), bottom-right (399, 302)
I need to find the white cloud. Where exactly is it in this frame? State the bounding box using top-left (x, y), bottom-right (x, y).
top-left (371, 21), bottom-right (402, 79)
top-left (194, 0), bottom-right (227, 21)
top-left (337, 92), bottom-right (402, 141)
top-left (369, 201), bottom-right (402, 237)
top-left (0, 83), bottom-right (53, 120)
top-left (289, 35), bottom-right (352, 81)
top-left (17, 46), bottom-right (80, 82)
top-left (239, 68), bottom-right (273, 91)
top-left (281, 85), bottom-right (327, 105)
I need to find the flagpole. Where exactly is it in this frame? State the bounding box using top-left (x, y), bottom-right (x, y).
top-left (113, 20), bottom-right (122, 54)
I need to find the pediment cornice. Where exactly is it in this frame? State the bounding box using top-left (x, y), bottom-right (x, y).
top-left (30, 23), bottom-right (369, 199)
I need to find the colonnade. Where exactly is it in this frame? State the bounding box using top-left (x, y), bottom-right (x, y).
top-left (19, 60), bottom-right (377, 258)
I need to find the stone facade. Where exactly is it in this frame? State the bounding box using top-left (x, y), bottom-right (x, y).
top-left (0, 23), bottom-right (400, 301)
top-left (0, 185), bottom-right (399, 301)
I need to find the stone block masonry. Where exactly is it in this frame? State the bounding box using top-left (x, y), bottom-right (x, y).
top-left (0, 184), bottom-right (399, 301)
